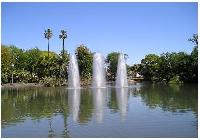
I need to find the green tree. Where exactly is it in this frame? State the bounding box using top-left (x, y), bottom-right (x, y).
top-left (189, 34), bottom-right (198, 82)
top-left (59, 30), bottom-right (67, 56)
top-left (188, 34), bottom-right (198, 47)
top-left (141, 54), bottom-right (160, 81)
top-left (58, 51), bottom-right (69, 80)
top-left (1, 45), bottom-right (12, 83)
top-left (24, 48), bottom-right (41, 75)
top-left (169, 52), bottom-right (191, 82)
top-left (106, 52), bottom-right (128, 81)
top-left (44, 29), bottom-right (53, 57)
top-left (75, 44), bottom-right (93, 80)
top-left (106, 52), bottom-right (119, 80)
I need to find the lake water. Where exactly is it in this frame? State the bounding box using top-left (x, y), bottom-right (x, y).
top-left (1, 82), bottom-right (198, 138)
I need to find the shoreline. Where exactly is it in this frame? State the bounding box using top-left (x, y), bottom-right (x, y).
top-left (1, 83), bottom-right (44, 88)
top-left (1, 80), bottom-right (137, 88)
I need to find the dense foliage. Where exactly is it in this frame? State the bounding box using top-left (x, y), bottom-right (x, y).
top-left (106, 52), bottom-right (128, 80)
top-left (75, 44), bottom-right (93, 80)
top-left (1, 45), bottom-right (69, 86)
top-left (139, 34), bottom-right (198, 83)
top-left (106, 52), bottom-right (119, 80)
top-left (1, 34), bottom-right (198, 85)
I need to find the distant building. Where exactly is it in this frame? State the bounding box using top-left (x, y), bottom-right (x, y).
top-left (136, 73), bottom-right (143, 78)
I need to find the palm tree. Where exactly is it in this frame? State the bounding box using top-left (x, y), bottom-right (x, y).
top-left (44, 29), bottom-right (53, 57)
top-left (59, 30), bottom-right (67, 56)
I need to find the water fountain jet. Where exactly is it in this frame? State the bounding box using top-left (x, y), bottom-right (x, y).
top-left (116, 53), bottom-right (128, 87)
top-left (92, 53), bottom-right (106, 88)
top-left (68, 54), bottom-right (80, 89)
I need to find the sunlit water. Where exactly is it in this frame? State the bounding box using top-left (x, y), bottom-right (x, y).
top-left (1, 83), bottom-right (198, 138)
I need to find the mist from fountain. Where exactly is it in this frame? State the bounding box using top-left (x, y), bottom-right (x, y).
top-left (116, 53), bottom-right (128, 87)
top-left (92, 53), bottom-right (106, 88)
top-left (68, 54), bottom-right (80, 89)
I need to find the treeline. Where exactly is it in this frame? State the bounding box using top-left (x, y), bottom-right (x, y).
top-left (1, 44), bottom-right (93, 86)
top-left (1, 34), bottom-right (198, 86)
top-left (129, 34), bottom-right (198, 83)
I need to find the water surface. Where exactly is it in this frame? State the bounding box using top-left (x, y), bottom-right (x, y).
top-left (1, 83), bottom-right (198, 138)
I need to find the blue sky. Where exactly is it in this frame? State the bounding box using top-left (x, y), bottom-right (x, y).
top-left (1, 2), bottom-right (198, 64)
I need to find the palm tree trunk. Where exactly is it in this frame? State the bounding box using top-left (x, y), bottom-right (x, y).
top-left (63, 39), bottom-right (65, 56)
top-left (48, 39), bottom-right (49, 57)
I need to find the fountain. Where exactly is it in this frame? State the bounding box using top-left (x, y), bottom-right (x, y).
top-left (92, 53), bottom-right (106, 88)
top-left (116, 53), bottom-right (128, 87)
top-left (68, 54), bottom-right (80, 88)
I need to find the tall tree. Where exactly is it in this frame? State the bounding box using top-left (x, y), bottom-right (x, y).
top-left (141, 54), bottom-right (160, 81)
top-left (188, 34), bottom-right (198, 82)
top-left (59, 30), bottom-right (67, 56)
top-left (106, 52), bottom-right (128, 81)
top-left (75, 44), bottom-right (93, 79)
top-left (44, 29), bottom-right (53, 57)
top-left (106, 52), bottom-right (119, 80)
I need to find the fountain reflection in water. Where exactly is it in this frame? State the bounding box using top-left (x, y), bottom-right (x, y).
top-left (92, 53), bottom-right (106, 88)
top-left (116, 53), bottom-right (128, 87)
top-left (116, 88), bottom-right (129, 120)
top-left (92, 88), bottom-right (107, 123)
top-left (68, 54), bottom-right (80, 89)
top-left (68, 89), bottom-right (81, 122)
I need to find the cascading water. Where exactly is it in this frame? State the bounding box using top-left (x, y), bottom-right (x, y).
top-left (92, 53), bottom-right (106, 88)
top-left (116, 53), bottom-right (128, 87)
top-left (68, 54), bottom-right (80, 88)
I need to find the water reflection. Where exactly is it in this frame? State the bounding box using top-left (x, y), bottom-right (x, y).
top-left (78, 89), bottom-right (93, 123)
top-left (48, 118), bottom-right (55, 138)
top-left (137, 84), bottom-right (198, 115)
top-left (116, 88), bottom-right (129, 120)
top-left (1, 83), bottom-right (198, 138)
top-left (68, 89), bottom-right (81, 122)
top-left (92, 88), bottom-right (107, 123)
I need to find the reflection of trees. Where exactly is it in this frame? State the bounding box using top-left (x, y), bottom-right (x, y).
top-left (107, 87), bottom-right (130, 119)
top-left (137, 84), bottom-right (198, 115)
top-left (92, 88), bottom-right (107, 123)
top-left (78, 89), bottom-right (93, 123)
top-left (1, 87), bottom-right (70, 137)
top-left (60, 88), bottom-right (70, 137)
top-left (48, 117), bottom-right (55, 138)
top-left (107, 88), bottom-right (118, 113)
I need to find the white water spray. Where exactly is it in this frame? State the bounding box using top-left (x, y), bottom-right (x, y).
top-left (116, 54), bottom-right (128, 87)
top-left (92, 53), bottom-right (106, 88)
top-left (68, 54), bottom-right (80, 88)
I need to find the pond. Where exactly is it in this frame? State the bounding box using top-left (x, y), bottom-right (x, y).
top-left (1, 82), bottom-right (198, 138)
